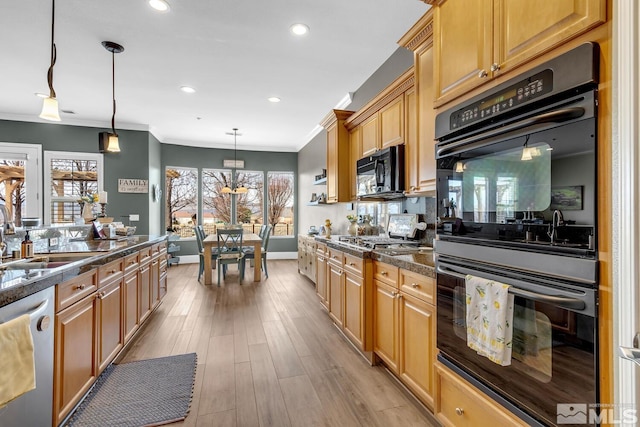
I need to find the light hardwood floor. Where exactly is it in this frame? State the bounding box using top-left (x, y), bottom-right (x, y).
top-left (119, 260), bottom-right (440, 427)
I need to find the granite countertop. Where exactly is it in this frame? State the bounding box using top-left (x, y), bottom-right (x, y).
top-left (0, 235), bottom-right (167, 308)
top-left (314, 236), bottom-right (435, 278)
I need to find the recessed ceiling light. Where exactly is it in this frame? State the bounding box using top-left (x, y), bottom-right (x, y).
top-left (180, 86), bottom-right (196, 94)
top-left (268, 97), bottom-right (281, 103)
top-left (148, 0), bottom-right (170, 12)
top-left (34, 92), bottom-right (48, 98)
top-left (290, 23), bottom-right (309, 36)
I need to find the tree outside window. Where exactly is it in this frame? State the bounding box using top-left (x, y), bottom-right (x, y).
top-left (267, 172), bottom-right (294, 236)
top-left (165, 167), bottom-right (198, 237)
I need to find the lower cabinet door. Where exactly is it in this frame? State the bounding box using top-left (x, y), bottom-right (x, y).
top-left (373, 280), bottom-right (399, 373)
top-left (328, 262), bottom-right (344, 327)
top-left (343, 271), bottom-right (364, 350)
top-left (54, 293), bottom-right (98, 426)
top-left (399, 292), bottom-right (435, 409)
top-left (138, 263), bottom-right (152, 323)
top-left (97, 278), bottom-right (124, 373)
top-left (123, 271), bottom-right (139, 343)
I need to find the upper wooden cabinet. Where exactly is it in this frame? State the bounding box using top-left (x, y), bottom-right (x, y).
top-left (349, 126), bottom-right (362, 200)
top-left (320, 109), bottom-right (354, 203)
top-left (399, 10), bottom-right (436, 195)
top-left (433, 0), bottom-right (606, 107)
top-left (346, 68), bottom-right (414, 156)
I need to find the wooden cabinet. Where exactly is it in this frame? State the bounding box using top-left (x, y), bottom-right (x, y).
top-left (399, 10), bottom-right (436, 195)
top-left (349, 125), bottom-right (361, 200)
top-left (373, 279), bottom-right (399, 373)
top-left (435, 362), bottom-right (528, 427)
top-left (371, 262), bottom-right (437, 409)
top-left (320, 109), bottom-right (354, 203)
top-left (97, 277), bottom-right (123, 373)
top-left (138, 247), bottom-right (152, 324)
top-left (361, 114), bottom-right (379, 157)
top-left (316, 243), bottom-right (329, 308)
top-left (433, 0), bottom-right (606, 106)
top-left (297, 235), bottom-right (317, 283)
top-left (342, 253), bottom-right (371, 351)
top-left (54, 270), bottom-right (98, 426)
top-left (328, 249), bottom-right (344, 328)
top-left (360, 95), bottom-right (405, 157)
top-left (123, 253), bottom-right (139, 343)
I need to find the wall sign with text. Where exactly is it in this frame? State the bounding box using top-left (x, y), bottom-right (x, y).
top-left (118, 179), bottom-right (149, 193)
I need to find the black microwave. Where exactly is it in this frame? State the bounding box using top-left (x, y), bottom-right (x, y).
top-left (356, 145), bottom-right (405, 199)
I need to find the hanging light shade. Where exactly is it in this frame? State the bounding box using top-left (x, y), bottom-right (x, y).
top-left (221, 128), bottom-right (248, 194)
top-left (39, 0), bottom-right (61, 121)
top-left (98, 41), bottom-right (124, 153)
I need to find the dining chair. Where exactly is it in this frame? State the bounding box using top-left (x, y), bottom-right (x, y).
top-left (194, 225), bottom-right (218, 282)
top-left (216, 228), bottom-right (245, 286)
top-left (242, 224), bottom-right (272, 279)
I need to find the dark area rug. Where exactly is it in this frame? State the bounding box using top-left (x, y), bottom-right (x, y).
top-left (66, 353), bottom-right (197, 427)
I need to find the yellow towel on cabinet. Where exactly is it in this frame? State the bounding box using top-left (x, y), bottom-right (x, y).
top-left (465, 274), bottom-right (514, 366)
top-left (0, 313), bottom-right (36, 406)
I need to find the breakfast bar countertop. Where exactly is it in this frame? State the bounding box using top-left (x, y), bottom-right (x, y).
top-left (0, 235), bottom-right (167, 308)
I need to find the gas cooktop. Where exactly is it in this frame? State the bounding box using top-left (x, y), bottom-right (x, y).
top-left (337, 235), bottom-right (421, 249)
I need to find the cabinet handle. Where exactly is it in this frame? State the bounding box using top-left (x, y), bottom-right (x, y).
top-left (455, 407), bottom-right (464, 416)
top-left (411, 283), bottom-right (420, 289)
top-left (391, 291), bottom-right (397, 297)
top-left (349, 262), bottom-right (355, 266)
top-left (97, 291), bottom-right (106, 299)
top-left (381, 271), bottom-right (388, 276)
top-left (75, 284), bottom-right (86, 290)
top-left (397, 294), bottom-right (403, 300)
top-left (490, 62), bottom-right (500, 72)
top-left (478, 69), bottom-right (488, 78)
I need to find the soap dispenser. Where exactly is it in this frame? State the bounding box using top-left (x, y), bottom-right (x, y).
top-left (21, 230), bottom-right (34, 258)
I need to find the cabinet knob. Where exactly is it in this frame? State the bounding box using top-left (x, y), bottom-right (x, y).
top-left (391, 291), bottom-right (397, 297)
top-left (411, 283), bottom-right (419, 289)
top-left (455, 407), bottom-right (464, 416)
top-left (478, 69), bottom-right (488, 78)
top-left (490, 62), bottom-right (500, 72)
top-left (76, 284), bottom-right (86, 290)
top-left (381, 271), bottom-right (388, 276)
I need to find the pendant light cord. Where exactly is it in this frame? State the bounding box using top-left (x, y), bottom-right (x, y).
top-left (111, 50), bottom-right (117, 135)
top-left (46, 0), bottom-right (57, 98)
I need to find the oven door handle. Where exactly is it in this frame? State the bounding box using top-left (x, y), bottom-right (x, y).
top-left (436, 107), bottom-right (585, 158)
top-left (436, 265), bottom-right (586, 310)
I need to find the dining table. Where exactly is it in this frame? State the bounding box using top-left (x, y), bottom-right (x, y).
top-left (202, 232), bottom-right (262, 285)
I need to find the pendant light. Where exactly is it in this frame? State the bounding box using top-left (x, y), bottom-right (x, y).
top-left (221, 128), bottom-right (248, 194)
top-left (39, 0), bottom-right (60, 121)
top-left (98, 41), bottom-right (124, 153)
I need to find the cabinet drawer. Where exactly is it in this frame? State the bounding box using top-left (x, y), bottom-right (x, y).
top-left (123, 253), bottom-right (139, 274)
top-left (435, 363), bottom-right (528, 427)
top-left (343, 253), bottom-right (363, 277)
top-left (400, 269), bottom-right (435, 305)
top-left (98, 258), bottom-right (124, 287)
top-left (373, 261), bottom-right (398, 288)
top-left (56, 270), bottom-right (98, 312)
top-left (138, 247), bottom-right (152, 265)
top-left (328, 249), bottom-right (344, 266)
top-left (316, 243), bottom-right (328, 256)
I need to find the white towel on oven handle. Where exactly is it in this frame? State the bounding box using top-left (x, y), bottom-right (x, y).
top-left (465, 274), bottom-right (514, 366)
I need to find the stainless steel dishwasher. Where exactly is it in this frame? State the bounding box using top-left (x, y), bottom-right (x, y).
top-left (0, 286), bottom-right (55, 427)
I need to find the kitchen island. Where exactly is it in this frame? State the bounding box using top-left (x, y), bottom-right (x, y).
top-left (0, 234), bottom-right (168, 427)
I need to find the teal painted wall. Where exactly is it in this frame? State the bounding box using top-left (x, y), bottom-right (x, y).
top-left (0, 119), bottom-right (151, 234)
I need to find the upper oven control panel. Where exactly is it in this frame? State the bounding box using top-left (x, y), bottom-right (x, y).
top-left (450, 69), bottom-right (553, 130)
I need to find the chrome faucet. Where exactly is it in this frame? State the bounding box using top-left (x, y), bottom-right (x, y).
top-left (547, 209), bottom-right (564, 244)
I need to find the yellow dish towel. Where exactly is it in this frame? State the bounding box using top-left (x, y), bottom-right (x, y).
top-left (465, 274), bottom-right (514, 366)
top-left (0, 313), bottom-right (35, 406)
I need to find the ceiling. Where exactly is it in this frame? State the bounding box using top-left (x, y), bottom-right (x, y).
top-left (0, 1), bottom-right (429, 152)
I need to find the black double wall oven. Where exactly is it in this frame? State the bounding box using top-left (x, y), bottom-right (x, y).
top-left (434, 43), bottom-right (600, 427)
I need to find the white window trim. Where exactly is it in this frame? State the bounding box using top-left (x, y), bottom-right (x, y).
top-left (44, 151), bottom-right (104, 226)
top-left (0, 142), bottom-right (42, 219)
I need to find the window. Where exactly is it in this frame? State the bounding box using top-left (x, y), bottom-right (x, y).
top-left (202, 168), bottom-right (232, 234)
top-left (165, 167), bottom-right (198, 237)
top-left (45, 151), bottom-right (102, 225)
top-left (0, 143), bottom-right (42, 227)
top-left (267, 171), bottom-right (294, 236)
top-left (496, 176), bottom-right (518, 223)
top-left (235, 171), bottom-right (263, 233)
